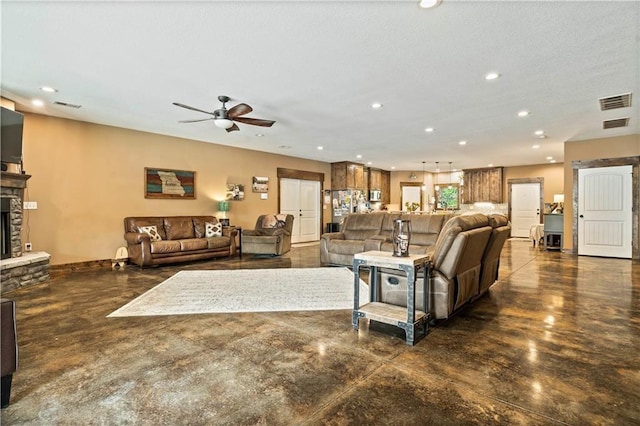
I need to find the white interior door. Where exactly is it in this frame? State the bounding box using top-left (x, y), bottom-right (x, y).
top-left (280, 178), bottom-right (320, 243)
top-left (510, 183), bottom-right (541, 238)
top-left (578, 165), bottom-right (632, 258)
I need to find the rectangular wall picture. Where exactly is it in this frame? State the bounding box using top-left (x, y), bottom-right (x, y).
top-left (252, 176), bottom-right (269, 193)
top-left (145, 168), bottom-right (196, 199)
top-left (226, 183), bottom-right (245, 200)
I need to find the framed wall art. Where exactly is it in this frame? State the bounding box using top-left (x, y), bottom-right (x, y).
top-left (252, 176), bottom-right (269, 193)
top-left (144, 168), bottom-right (196, 199)
top-left (226, 183), bottom-right (245, 201)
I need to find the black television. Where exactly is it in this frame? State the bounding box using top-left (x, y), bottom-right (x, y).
top-left (1, 107), bottom-right (24, 165)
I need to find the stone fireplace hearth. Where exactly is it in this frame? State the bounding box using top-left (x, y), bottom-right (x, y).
top-left (0, 171), bottom-right (50, 293)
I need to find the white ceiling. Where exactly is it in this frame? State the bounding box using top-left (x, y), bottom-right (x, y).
top-left (1, 1), bottom-right (638, 172)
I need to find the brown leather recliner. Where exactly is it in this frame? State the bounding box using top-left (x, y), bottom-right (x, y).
top-left (379, 213), bottom-right (493, 320)
top-left (478, 214), bottom-right (511, 296)
top-left (1, 298), bottom-right (18, 408)
top-left (242, 214), bottom-right (295, 255)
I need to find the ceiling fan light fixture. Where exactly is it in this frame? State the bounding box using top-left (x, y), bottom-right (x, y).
top-left (214, 118), bottom-right (234, 129)
top-left (419, 0), bottom-right (441, 8)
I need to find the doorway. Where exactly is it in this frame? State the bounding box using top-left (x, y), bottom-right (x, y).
top-left (572, 156), bottom-right (639, 260)
top-left (578, 165), bottom-right (633, 258)
top-left (508, 178), bottom-right (543, 238)
top-left (277, 168), bottom-right (324, 244)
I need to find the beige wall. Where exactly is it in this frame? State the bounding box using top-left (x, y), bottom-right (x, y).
top-left (503, 163), bottom-right (564, 203)
top-left (563, 134), bottom-right (640, 250)
top-left (20, 113), bottom-right (331, 265)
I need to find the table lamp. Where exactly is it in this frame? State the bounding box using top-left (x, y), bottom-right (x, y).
top-left (553, 194), bottom-right (564, 213)
top-left (218, 200), bottom-right (230, 226)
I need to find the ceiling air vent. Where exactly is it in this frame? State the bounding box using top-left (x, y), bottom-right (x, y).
top-left (602, 117), bottom-right (629, 129)
top-left (599, 93), bottom-right (631, 111)
top-left (53, 101), bottom-right (82, 109)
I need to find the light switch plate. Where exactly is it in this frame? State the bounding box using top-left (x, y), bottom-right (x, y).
top-left (260, 193), bottom-right (268, 200)
top-left (23, 201), bottom-right (38, 210)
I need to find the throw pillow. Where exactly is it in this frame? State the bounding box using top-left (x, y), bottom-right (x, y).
top-left (138, 225), bottom-right (162, 241)
top-left (205, 222), bottom-right (222, 237)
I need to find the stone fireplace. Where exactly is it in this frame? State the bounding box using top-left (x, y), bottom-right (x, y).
top-left (0, 171), bottom-right (50, 293)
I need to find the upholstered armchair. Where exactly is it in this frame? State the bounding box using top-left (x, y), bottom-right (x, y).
top-left (242, 214), bottom-right (295, 255)
top-left (1, 298), bottom-right (18, 408)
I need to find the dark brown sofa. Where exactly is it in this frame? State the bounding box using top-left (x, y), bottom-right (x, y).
top-left (124, 216), bottom-right (237, 267)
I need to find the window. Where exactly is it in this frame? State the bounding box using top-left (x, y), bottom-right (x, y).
top-left (435, 183), bottom-right (460, 210)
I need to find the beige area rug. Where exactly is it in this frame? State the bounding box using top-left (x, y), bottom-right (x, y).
top-left (108, 267), bottom-right (369, 317)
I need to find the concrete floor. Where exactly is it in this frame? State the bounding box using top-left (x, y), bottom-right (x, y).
top-left (1, 240), bottom-right (639, 425)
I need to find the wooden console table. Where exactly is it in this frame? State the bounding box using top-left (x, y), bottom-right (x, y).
top-left (352, 251), bottom-right (430, 345)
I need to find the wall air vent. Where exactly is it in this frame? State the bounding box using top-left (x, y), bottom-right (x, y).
top-left (599, 93), bottom-right (631, 111)
top-left (53, 101), bottom-right (82, 109)
top-left (602, 117), bottom-right (629, 129)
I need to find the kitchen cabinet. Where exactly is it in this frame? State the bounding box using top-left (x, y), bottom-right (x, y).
top-left (331, 161), bottom-right (365, 190)
top-left (368, 168), bottom-right (382, 190)
top-left (380, 170), bottom-right (391, 204)
top-left (461, 167), bottom-right (503, 204)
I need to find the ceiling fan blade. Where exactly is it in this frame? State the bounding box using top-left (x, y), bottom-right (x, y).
top-left (226, 123), bottom-right (240, 133)
top-left (178, 118), bottom-right (214, 123)
top-left (228, 103), bottom-right (253, 118)
top-left (233, 116), bottom-right (276, 127)
top-left (172, 102), bottom-right (215, 116)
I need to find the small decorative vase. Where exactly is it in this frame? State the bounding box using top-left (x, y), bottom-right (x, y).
top-left (392, 219), bottom-right (411, 257)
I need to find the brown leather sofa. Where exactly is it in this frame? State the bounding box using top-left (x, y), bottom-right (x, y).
top-left (320, 212), bottom-right (452, 266)
top-left (242, 214), bottom-right (295, 256)
top-left (1, 298), bottom-right (17, 408)
top-left (124, 216), bottom-right (238, 267)
top-left (379, 213), bottom-right (508, 320)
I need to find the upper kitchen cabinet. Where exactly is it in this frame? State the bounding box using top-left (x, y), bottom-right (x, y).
top-left (462, 167), bottom-right (503, 204)
top-left (368, 168), bottom-right (382, 190)
top-left (331, 161), bottom-right (365, 190)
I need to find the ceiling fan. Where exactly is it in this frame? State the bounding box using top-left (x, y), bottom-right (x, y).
top-left (172, 95), bottom-right (275, 132)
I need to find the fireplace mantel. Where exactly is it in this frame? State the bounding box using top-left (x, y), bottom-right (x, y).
top-left (1, 171), bottom-right (31, 189)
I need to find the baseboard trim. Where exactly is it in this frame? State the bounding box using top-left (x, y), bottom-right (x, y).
top-left (50, 259), bottom-right (115, 277)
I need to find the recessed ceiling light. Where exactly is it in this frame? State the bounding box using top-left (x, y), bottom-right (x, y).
top-left (40, 86), bottom-right (58, 93)
top-left (419, 0), bottom-right (441, 8)
top-left (484, 72), bottom-right (501, 81)
top-left (31, 99), bottom-right (44, 107)
top-left (425, 127), bottom-right (434, 133)
top-left (538, 135), bottom-right (547, 139)
top-left (550, 160), bottom-right (557, 163)
top-left (367, 162), bottom-right (372, 165)
top-left (546, 156), bottom-right (553, 160)
top-left (518, 110), bottom-right (530, 117)
top-left (255, 133), bottom-right (264, 137)
top-left (317, 146), bottom-right (323, 150)
top-left (391, 166), bottom-right (396, 170)
top-left (532, 145), bottom-right (540, 149)
top-left (488, 164), bottom-right (494, 167)
top-left (356, 154), bottom-right (362, 159)
top-left (458, 140), bottom-right (467, 145)
top-left (371, 102), bottom-right (383, 109)
top-left (534, 130), bottom-right (544, 136)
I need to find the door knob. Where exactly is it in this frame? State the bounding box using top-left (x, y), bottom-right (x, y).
top-left (579, 214), bottom-right (584, 218)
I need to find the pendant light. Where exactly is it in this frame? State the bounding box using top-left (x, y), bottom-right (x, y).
top-left (421, 161), bottom-right (426, 191)
top-left (434, 161), bottom-right (440, 192)
top-left (448, 162), bottom-right (453, 189)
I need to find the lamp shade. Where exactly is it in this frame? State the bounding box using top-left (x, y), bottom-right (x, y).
top-left (553, 194), bottom-right (564, 203)
top-left (218, 201), bottom-right (230, 212)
